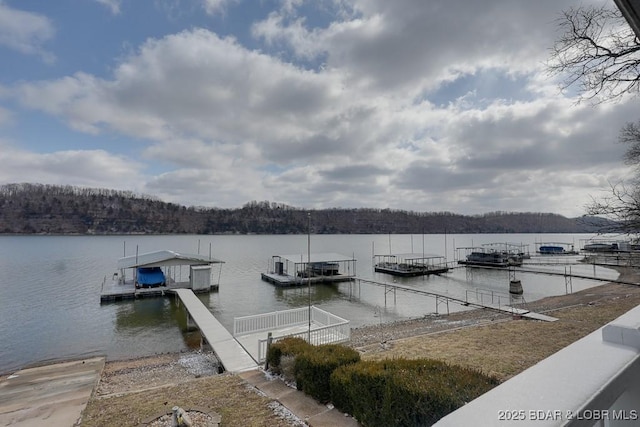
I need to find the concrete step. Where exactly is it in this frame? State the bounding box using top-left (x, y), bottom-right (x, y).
top-left (240, 370), bottom-right (360, 427)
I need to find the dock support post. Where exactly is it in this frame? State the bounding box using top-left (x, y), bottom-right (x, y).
top-left (265, 332), bottom-right (273, 370)
top-left (186, 313), bottom-right (197, 331)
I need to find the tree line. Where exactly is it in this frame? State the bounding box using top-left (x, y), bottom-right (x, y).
top-left (0, 183), bottom-right (608, 235)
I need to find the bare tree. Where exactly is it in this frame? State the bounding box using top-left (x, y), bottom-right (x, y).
top-left (586, 181), bottom-right (640, 234)
top-left (621, 120), bottom-right (640, 165)
top-left (548, 5), bottom-right (640, 233)
top-left (548, 6), bottom-right (640, 103)
top-left (584, 121), bottom-right (640, 232)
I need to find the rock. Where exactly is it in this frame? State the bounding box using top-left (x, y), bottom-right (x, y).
top-left (171, 406), bottom-right (193, 427)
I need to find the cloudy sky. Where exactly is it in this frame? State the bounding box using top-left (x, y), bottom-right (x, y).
top-left (0, 0), bottom-right (637, 217)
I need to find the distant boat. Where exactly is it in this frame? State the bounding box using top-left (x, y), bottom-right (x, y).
top-left (135, 266), bottom-right (165, 288)
top-left (536, 242), bottom-right (577, 255)
top-left (458, 251), bottom-right (510, 268)
top-left (457, 244), bottom-right (525, 268)
top-left (582, 240), bottom-right (632, 253)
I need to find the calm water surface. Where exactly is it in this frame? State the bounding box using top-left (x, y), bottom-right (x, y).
top-left (0, 233), bottom-right (618, 374)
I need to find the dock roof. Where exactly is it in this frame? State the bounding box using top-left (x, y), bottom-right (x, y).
top-left (374, 253), bottom-right (444, 260)
top-left (277, 252), bottom-right (355, 263)
top-left (117, 250), bottom-right (224, 269)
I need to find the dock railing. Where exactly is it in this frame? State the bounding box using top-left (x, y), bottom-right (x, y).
top-left (233, 306), bottom-right (350, 363)
top-left (465, 288), bottom-right (527, 314)
top-left (256, 322), bottom-right (351, 363)
top-left (234, 306), bottom-right (309, 336)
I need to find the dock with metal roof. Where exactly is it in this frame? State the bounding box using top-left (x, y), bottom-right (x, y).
top-left (100, 250), bottom-right (224, 302)
top-left (172, 288), bottom-right (259, 373)
top-left (373, 253), bottom-right (449, 277)
top-left (261, 252), bottom-right (356, 287)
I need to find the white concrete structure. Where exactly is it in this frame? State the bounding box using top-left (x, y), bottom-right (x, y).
top-left (435, 304), bottom-right (640, 426)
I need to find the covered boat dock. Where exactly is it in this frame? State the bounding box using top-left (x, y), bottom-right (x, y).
top-left (535, 242), bottom-right (578, 255)
top-left (373, 253), bottom-right (449, 277)
top-left (100, 250), bottom-right (224, 302)
top-left (261, 252), bottom-right (356, 286)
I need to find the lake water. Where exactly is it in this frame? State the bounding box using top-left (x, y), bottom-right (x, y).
top-left (0, 233), bottom-right (619, 374)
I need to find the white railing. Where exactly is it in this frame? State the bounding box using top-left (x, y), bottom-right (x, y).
top-left (234, 305), bottom-right (349, 336)
top-left (257, 321), bottom-right (351, 363)
top-left (233, 305), bottom-right (350, 363)
top-left (234, 306), bottom-right (310, 336)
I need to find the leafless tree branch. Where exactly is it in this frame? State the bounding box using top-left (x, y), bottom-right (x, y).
top-left (548, 6), bottom-right (640, 103)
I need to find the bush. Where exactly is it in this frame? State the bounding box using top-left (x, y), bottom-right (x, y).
top-left (293, 344), bottom-right (361, 403)
top-left (331, 358), bottom-right (499, 427)
top-left (265, 337), bottom-right (311, 374)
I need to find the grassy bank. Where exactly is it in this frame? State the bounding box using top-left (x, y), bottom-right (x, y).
top-left (80, 269), bottom-right (640, 425)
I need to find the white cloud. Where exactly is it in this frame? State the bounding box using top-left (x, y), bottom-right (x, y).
top-left (0, 2), bottom-right (55, 62)
top-left (253, 0), bottom-right (575, 97)
top-left (0, 141), bottom-right (144, 190)
top-left (5, 1), bottom-right (638, 216)
top-left (94, 0), bottom-right (122, 15)
top-left (202, 0), bottom-right (238, 15)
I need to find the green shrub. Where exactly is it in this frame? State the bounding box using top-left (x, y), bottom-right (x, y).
top-left (266, 337), bottom-right (311, 374)
top-left (331, 358), bottom-right (499, 427)
top-left (293, 344), bottom-right (361, 403)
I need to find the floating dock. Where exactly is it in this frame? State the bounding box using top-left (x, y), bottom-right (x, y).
top-left (100, 279), bottom-right (217, 303)
top-left (373, 253), bottom-right (449, 277)
top-left (262, 252), bottom-right (356, 287)
top-left (100, 249), bottom-right (223, 303)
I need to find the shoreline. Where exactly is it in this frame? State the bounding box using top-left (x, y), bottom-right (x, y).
top-left (350, 265), bottom-right (640, 348)
top-left (4, 268), bottom-right (640, 425)
top-left (86, 266), bottom-right (640, 383)
top-left (6, 265), bottom-right (638, 378)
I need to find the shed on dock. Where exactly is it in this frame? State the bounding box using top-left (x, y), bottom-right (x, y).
top-left (261, 252), bottom-right (356, 286)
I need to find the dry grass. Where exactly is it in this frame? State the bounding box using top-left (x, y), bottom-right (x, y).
top-left (80, 374), bottom-right (295, 427)
top-left (360, 284), bottom-right (640, 381)
top-left (80, 269), bottom-right (640, 425)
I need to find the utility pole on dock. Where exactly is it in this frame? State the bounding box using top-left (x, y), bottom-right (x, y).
top-left (307, 212), bottom-right (311, 342)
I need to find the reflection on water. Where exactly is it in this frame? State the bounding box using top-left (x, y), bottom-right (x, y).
top-left (274, 283), bottom-right (344, 307)
top-left (0, 233), bottom-right (620, 374)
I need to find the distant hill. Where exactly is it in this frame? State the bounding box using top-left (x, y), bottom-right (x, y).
top-left (0, 183), bottom-right (613, 235)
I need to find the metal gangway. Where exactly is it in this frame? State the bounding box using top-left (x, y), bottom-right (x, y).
top-left (353, 278), bottom-right (557, 321)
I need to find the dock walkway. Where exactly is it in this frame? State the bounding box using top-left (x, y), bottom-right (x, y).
top-left (171, 289), bottom-right (258, 373)
top-left (355, 278), bottom-right (557, 321)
